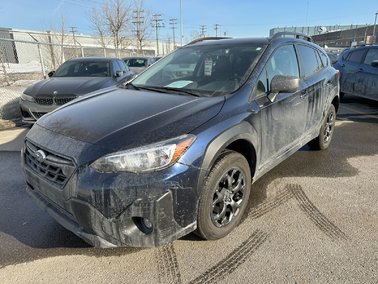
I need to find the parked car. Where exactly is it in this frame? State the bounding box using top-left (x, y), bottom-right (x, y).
top-left (22, 32), bottom-right (339, 248)
top-left (20, 57), bottom-right (134, 124)
top-left (123, 56), bottom-right (156, 74)
top-left (333, 45), bottom-right (378, 101)
top-left (326, 52), bottom-right (338, 64)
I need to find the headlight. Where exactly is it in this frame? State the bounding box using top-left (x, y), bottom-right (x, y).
top-left (21, 93), bottom-right (34, 102)
top-left (90, 134), bottom-right (195, 173)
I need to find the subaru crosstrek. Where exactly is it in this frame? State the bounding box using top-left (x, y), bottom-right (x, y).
top-left (22, 33), bottom-right (340, 247)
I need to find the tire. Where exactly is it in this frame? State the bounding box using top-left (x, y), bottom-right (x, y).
top-left (196, 151), bottom-right (251, 240)
top-left (308, 104), bottom-right (336, 150)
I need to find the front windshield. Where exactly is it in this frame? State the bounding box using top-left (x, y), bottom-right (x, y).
top-left (132, 43), bottom-right (265, 96)
top-left (54, 60), bottom-right (111, 77)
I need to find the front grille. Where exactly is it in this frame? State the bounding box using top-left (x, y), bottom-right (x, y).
top-left (24, 140), bottom-right (76, 187)
top-left (35, 97), bottom-right (53, 105)
top-left (32, 112), bottom-right (47, 119)
top-left (35, 96), bottom-right (77, 106)
top-left (55, 96), bottom-right (76, 105)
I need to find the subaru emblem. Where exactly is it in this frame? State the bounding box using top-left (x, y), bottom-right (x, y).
top-left (35, 150), bottom-right (47, 162)
top-left (53, 90), bottom-right (58, 95)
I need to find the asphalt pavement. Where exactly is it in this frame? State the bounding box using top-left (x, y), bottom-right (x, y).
top-left (0, 95), bottom-right (377, 283)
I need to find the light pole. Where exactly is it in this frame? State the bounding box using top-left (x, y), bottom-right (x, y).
top-left (373, 12), bottom-right (378, 44)
top-left (180, 0), bottom-right (183, 46)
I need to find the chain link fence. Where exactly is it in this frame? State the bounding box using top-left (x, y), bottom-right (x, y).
top-left (0, 37), bottom-right (155, 87)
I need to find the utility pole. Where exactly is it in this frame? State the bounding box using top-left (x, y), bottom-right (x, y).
top-left (200, 25), bottom-right (206, 37)
top-left (70, 27), bottom-right (78, 57)
top-left (214, 24), bottom-right (221, 37)
top-left (373, 12), bottom-right (378, 44)
top-left (152, 14), bottom-right (164, 55)
top-left (132, 9), bottom-right (144, 53)
top-left (70, 26), bottom-right (77, 46)
top-left (169, 18), bottom-right (177, 49)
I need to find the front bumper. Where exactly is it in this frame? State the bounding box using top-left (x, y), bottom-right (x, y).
top-left (22, 126), bottom-right (199, 247)
top-left (26, 182), bottom-right (196, 247)
top-left (20, 99), bottom-right (59, 124)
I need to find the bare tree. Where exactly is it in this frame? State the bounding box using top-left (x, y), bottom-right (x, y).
top-left (34, 16), bottom-right (68, 70)
top-left (103, 0), bottom-right (131, 51)
top-left (90, 8), bottom-right (112, 56)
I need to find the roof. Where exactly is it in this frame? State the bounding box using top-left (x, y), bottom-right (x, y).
top-left (185, 32), bottom-right (314, 48)
top-left (67, 57), bottom-right (118, 62)
top-left (185, 37), bottom-right (270, 47)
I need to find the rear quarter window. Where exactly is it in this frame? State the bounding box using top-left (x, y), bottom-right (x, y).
top-left (346, 49), bottom-right (366, 63)
top-left (363, 48), bottom-right (378, 65)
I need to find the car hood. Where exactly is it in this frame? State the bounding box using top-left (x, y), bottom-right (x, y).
top-left (24, 77), bottom-right (112, 96)
top-left (36, 88), bottom-right (225, 151)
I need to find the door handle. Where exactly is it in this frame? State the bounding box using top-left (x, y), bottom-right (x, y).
top-left (300, 91), bottom-right (307, 99)
top-left (358, 68), bottom-right (364, 72)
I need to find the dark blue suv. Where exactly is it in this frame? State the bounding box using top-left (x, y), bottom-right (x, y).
top-left (334, 45), bottom-right (378, 101)
top-left (22, 33), bottom-right (340, 247)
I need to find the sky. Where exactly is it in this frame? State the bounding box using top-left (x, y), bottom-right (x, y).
top-left (1, 0), bottom-right (377, 43)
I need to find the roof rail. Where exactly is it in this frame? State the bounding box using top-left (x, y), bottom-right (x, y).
top-left (186, 36), bottom-right (231, 46)
top-left (271, 32), bottom-right (313, 42)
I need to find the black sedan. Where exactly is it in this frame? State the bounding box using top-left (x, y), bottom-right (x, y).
top-left (20, 57), bottom-right (134, 124)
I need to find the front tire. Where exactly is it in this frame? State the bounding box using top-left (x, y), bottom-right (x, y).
top-left (308, 104), bottom-right (336, 150)
top-left (196, 151), bottom-right (251, 240)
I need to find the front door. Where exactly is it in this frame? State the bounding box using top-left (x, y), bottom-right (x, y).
top-left (253, 44), bottom-right (307, 166)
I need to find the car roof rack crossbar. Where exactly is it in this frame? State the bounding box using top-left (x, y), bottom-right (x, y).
top-left (271, 32), bottom-right (313, 42)
top-left (186, 36), bottom-right (232, 46)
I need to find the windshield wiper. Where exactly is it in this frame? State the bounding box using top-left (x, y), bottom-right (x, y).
top-left (123, 82), bottom-right (140, 90)
top-left (131, 85), bottom-right (202, 97)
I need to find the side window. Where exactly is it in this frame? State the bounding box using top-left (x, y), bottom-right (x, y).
top-left (297, 45), bottom-right (321, 77)
top-left (315, 50), bottom-right (324, 69)
top-left (254, 45), bottom-right (299, 97)
top-left (346, 49), bottom-right (366, 63)
top-left (363, 48), bottom-right (378, 65)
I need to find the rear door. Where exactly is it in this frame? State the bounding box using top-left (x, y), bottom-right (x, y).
top-left (355, 47), bottom-right (378, 100)
top-left (253, 44), bottom-right (307, 165)
top-left (296, 44), bottom-right (328, 131)
top-left (340, 48), bottom-right (367, 94)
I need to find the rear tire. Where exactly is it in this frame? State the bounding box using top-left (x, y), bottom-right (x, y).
top-left (196, 151), bottom-right (251, 240)
top-left (308, 104), bottom-right (336, 150)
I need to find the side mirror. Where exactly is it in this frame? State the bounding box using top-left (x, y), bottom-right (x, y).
top-left (115, 70), bottom-right (123, 77)
top-left (371, 60), bottom-right (378, 68)
top-left (47, 71), bottom-right (55, 77)
top-left (268, 75), bottom-right (300, 102)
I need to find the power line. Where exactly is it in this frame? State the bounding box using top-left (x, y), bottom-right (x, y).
top-left (151, 14), bottom-right (164, 55)
top-left (69, 26), bottom-right (78, 45)
top-left (169, 18), bottom-right (177, 49)
top-left (132, 9), bottom-right (145, 52)
top-left (200, 25), bottom-right (206, 37)
top-left (214, 24), bottom-right (221, 37)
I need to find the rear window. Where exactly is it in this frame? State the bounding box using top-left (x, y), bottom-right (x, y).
top-left (126, 58), bottom-right (148, 67)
